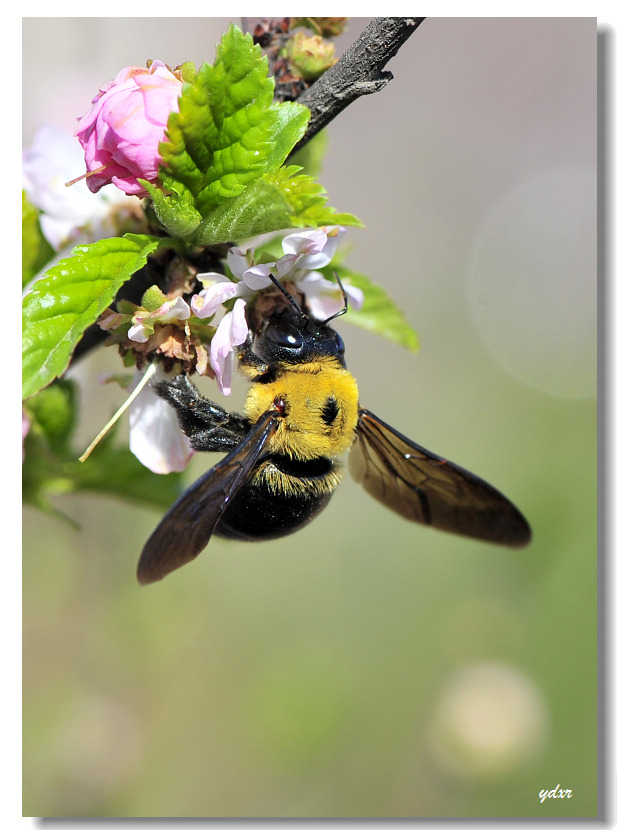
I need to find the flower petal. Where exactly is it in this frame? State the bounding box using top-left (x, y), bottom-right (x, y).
top-left (194, 271), bottom-right (231, 290)
top-left (342, 283), bottom-right (364, 311)
top-left (241, 264), bottom-right (274, 291)
top-left (127, 322), bottom-right (149, 343)
top-left (227, 247), bottom-right (252, 279)
top-left (22, 125), bottom-right (139, 249)
top-left (152, 296), bottom-right (191, 323)
top-left (296, 271), bottom-right (363, 319)
top-left (281, 227), bottom-right (344, 271)
top-left (273, 253), bottom-right (299, 278)
top-left (129, 375), bottom-right (194, 473)
top-left (191, 279), bottom-right (239, 318)
top-left (74, 60), bottom-right (182, 197)
top-left (229, 298), bottom-right (249, 346)
top-left (209, 300), bottom-right (248, 395)
top-left (282, 228), bottom-right (328, 257)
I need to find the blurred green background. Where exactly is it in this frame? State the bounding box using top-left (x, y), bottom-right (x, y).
top-left (22, 18), bottom-right (597, 818)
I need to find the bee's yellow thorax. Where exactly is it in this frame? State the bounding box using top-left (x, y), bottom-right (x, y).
top-left (243, 358), bottom-right (359, 460)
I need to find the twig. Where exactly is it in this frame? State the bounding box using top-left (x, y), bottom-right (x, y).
top-left (294, 17), bottom-right (425, 152)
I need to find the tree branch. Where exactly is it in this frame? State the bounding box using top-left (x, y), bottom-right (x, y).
top-left (293, 17), bottom-right (425, 151)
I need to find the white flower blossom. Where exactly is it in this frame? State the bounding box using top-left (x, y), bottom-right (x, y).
top-left (281, 227), bottom-right (340, 270)
top-left (129, 370), bottom-right (194, 474)
top-left (190, 250), bottom-right (272, 395)
top-left (209, 299), bottom-right (250, 396)
top-left (296, 270), bottom-right (364, 320)
top-left (22, 124), bottom-right (142, 251)
top-left (191, 226), bottom-right (363, 396)
top-left (128, 296), bottom-right (191, 344)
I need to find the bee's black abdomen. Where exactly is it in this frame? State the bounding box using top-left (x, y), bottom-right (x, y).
top-left (214, 479), bottom-right (333, 541)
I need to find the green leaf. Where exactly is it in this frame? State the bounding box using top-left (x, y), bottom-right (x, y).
top-left (195, 30), bottom-right (279, 214)
top-left (22, 234), bottom-right (171, 400)
top-left (23, 380), bottom-right (184, 514)
top-left (193, 178), bottom-right (295, 245)
top-left (159, 25), bottom-right (277, 216)
top-left (74, 444), bottom-right (184, 510)
top-left (264, 102), bottom-right (311, 174)
top-left (140, 180), bottom-right (202, 238)
top-left (22, 191), bottom-right (55, 287)
top-left (326, 265), bottom-right (420, 352)
top-left (22, 380), bottom-right (81, 512)
top-left (193, 166), bottom-right (363, 245)
top-left (25, 379), bottom-right (77, 457)
top-left (155, 23), bottom-right (310, 238)
top-left (267, 167), bottom-right (364, 229)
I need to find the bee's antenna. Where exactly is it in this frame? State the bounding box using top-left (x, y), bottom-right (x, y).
top-left (267, 272), bottom-right (307, 318)
top-left (323, 271), bottom-right (348, 323)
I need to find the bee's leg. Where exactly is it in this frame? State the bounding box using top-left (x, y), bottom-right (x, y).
top-left (237, 335), bottom-right (269, 380)
top-left (153, 374), bottom-right (251, 453)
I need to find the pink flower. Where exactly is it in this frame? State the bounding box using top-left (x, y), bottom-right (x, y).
top-left (75, 60), bottom-right (182, 197)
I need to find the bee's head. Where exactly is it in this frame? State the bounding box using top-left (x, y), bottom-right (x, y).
top-left (251, 273), bottom-right (348, 367)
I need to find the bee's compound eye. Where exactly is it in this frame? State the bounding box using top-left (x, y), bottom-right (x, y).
top-left (265, 321), bottom-right (304, 350)
top-left (334, 332), bottom-right (345, 355)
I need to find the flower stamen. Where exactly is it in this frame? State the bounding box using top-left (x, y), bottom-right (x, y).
top-left (64, 164), bottom-right (109, 188)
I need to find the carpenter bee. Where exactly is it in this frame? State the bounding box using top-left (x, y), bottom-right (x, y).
top-left (137, 279), bottom-right (531, 584)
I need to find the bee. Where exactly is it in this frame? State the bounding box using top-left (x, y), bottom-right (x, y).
top-left (137, 278), bottom-right (531, 584)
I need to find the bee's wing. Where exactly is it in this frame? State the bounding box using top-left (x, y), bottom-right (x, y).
top-left (137, 411), bottom-right (278, 584)
top-left (349, 408), bottom-right (531, 547)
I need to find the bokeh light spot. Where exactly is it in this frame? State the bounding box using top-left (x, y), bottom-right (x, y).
top-left (468, 165), bottom-right (596, 398)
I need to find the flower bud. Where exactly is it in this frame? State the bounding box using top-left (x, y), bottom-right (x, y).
top-left (291, 17), bottom-right (347, 37)
top-left (284, 32), bottom-right (337, 81)
top-left (75, 60), bottom-right (182, 197)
